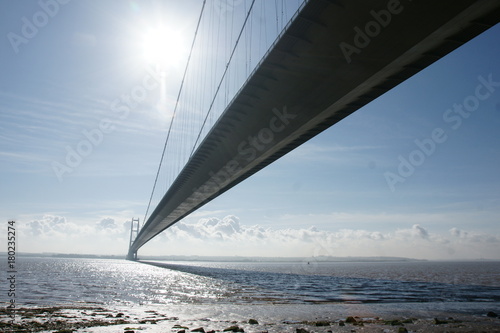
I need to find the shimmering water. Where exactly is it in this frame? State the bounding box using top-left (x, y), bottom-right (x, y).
top-left (8, 257), bottom-right (500, 309)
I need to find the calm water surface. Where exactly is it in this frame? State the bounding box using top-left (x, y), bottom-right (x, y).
top-left (9, 257), bottom-right (500, 309)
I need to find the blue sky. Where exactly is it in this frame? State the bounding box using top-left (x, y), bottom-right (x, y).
top-left (1, 0), bottom-right (499, 260)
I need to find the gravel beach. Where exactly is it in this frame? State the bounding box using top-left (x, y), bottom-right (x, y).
top-left (2, 304), bottom-right (499, 332)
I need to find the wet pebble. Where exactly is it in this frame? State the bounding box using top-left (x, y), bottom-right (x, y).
top-left (223, 325), bottom-right (244, 332)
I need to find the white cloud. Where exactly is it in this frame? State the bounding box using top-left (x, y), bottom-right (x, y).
top-left (96, 217), bottom-right (117, 230)
top-left (153, 217), bottom-right (500, 260)
top-left (394, 224), bottom-right (430, 240)
top-left (15, 214), bottom-right (500, 260)
top-left (23, 215), bottom-right (93, 237)
top-left (450, 227), bottom-right (500, 243)
top-left (18, 215), bottom-right (130, 254)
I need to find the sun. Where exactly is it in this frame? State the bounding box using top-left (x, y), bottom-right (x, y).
top-left (141, 26), bottom-right (187, 69)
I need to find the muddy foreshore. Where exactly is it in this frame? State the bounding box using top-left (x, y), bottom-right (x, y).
top-left (1, 304), bottom-right (499, 333)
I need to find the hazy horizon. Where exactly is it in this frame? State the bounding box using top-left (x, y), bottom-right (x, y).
top-left (5, 251), bottom-right (500, 263)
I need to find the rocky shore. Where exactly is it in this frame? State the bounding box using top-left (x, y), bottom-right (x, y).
top-left (1, 305), bottom-right (499, 333)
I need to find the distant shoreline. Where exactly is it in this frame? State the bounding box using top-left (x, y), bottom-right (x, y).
top-left (5, 252), bottom-right (499, 262)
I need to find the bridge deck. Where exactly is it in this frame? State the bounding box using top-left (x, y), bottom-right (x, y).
top-left (129, 0), bottom-right (500, 257)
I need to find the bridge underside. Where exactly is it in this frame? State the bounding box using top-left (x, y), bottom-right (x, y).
top-left (129, 0), bottom-right (500, 257)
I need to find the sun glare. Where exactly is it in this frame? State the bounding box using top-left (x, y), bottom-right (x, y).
top-left (141, 26), bottom-right (187, 69)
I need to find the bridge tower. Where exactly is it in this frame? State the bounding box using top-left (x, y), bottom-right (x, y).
top-left (127, 218), bottom-right (140, 260)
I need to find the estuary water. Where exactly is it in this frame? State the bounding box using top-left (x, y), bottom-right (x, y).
top-left (7, 257), bottom-right (500, 313)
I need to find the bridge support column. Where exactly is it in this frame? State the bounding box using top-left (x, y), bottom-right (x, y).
top-left (127, 217), bottom-right (140, 261)
top-left (126, 250), bottom-right (138, 261)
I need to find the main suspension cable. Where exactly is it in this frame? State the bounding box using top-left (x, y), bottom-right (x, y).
top-left (190, 0), bottom-right (257, 158)
top-left (142, 0), bottom-right (207, 227)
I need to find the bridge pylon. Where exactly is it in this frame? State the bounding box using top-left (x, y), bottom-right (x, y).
top-left (127, 217), bottom-right (140, 260)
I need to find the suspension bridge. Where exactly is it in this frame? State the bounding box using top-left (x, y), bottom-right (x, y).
top-left (127, 0), bottom-right (500, 260)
